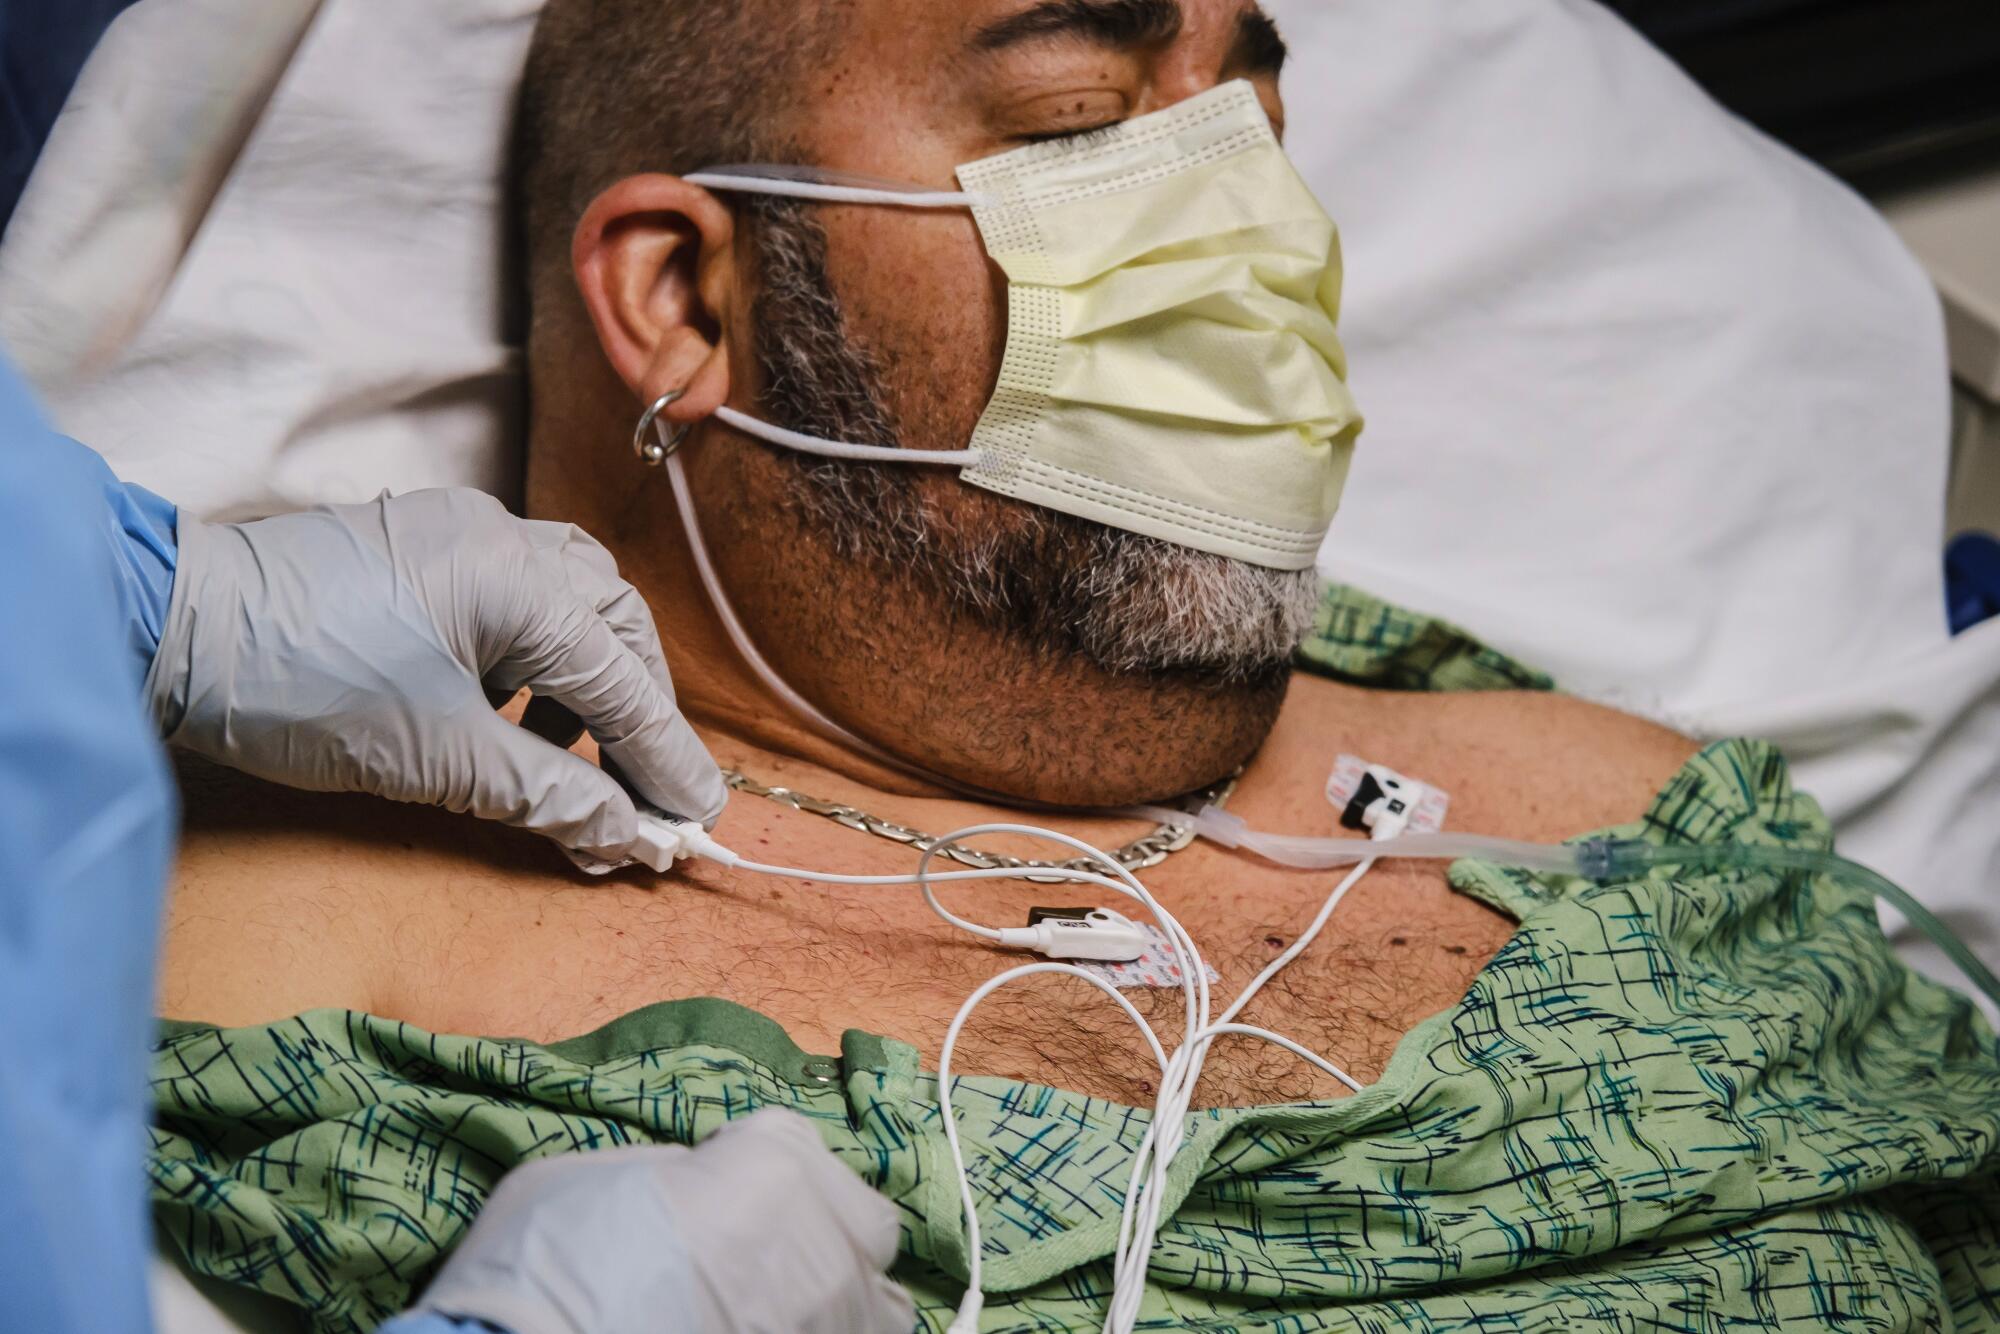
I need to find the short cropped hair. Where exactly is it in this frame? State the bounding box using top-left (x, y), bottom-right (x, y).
top-left (511, 0), bottom-right (840, 298)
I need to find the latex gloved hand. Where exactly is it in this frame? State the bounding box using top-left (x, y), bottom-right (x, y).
top-left (410, 1107), bottom-right (915, 1334)
top-left (146, 488), bottom-right (725, 861)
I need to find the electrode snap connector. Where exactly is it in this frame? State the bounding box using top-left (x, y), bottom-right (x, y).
top-left (998, 906), bottom-right (1150, 961)
top-left (630, 815), bottom-right (737, 872)
top-left (1333, 761), bottom-right (1441, 841)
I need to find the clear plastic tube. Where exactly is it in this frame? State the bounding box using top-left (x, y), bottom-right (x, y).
top-left (1594, 841), bottom-right (2000, 1008)
top-left (1128, 803), bottom-right (1589, 873)
top-left (1132, 804), bottom-right (2000, 1010)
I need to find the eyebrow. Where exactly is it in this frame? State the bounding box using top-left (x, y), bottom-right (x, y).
top-left (971, 0), bottom-right (1184, 55)
top-left (971, 2), bottom-right (1287, 77)
top-left (1229, 8), bottom-right (1287, 76)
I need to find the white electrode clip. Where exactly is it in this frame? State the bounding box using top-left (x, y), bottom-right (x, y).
top-left (629, 815), bottom-right (738, 872)
top-left (998, 907), bottom-right (1150, 961)
top-left (1329, 759), bottom-right (1444, 842)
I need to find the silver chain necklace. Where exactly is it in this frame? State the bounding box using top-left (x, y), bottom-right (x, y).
top-left (721, 768), bottom-right (1237, 873)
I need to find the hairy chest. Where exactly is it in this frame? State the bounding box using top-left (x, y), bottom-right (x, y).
top-left (422, 838), bottom-right (1514, 1108)
top-left (163, 682), bottom-right (1692, 1108)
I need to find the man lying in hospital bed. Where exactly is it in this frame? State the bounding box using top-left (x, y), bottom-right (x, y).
top-left (108, 0), bottom-right (2000, 1329)
top-left (18, 0), bottom-right (1997, 1016)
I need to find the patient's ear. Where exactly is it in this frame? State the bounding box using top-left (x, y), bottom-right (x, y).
top-left (572, 175), bottom-right (736, 426)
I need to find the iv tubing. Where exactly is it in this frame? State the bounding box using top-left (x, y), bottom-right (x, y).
top-left (1128, 804), bottom-right (2000, 1009)
top-left (1604, 841), bottom-right (2000, 1008)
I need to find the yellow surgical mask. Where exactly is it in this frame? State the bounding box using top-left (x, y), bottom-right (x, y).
top-left (685, 79), bottom-right (1362, 571)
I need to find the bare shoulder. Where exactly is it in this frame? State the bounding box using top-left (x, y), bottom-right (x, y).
top-left (1267, 673), bottom-right (1702, 842)
top-left (161, 756), bottom-right (576, 1027)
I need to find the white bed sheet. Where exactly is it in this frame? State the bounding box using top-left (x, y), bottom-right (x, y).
top-left (2, 0), bottom-right (1991, 1007)
top-left (0, 0), bottom-right (536, 520)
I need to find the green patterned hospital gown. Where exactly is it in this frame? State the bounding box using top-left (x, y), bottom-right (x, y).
top-left (149, 588), bottom-right (2000, 1332)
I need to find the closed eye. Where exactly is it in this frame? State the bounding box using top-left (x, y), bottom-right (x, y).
top-left (1018, 121), bottom-right (1126, 145)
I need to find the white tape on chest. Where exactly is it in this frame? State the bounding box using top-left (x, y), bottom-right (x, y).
top-left (1076, 924), bottom-right (1223, 990)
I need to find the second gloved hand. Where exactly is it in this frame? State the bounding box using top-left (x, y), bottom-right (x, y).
top-left (145, 488), bottom-right (726, 860)
top-left (406, 1107), bottom-right (916, 1334)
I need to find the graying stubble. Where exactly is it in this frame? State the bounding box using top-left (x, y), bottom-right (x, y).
top-left (746, 198), bottom-right (1320, 686)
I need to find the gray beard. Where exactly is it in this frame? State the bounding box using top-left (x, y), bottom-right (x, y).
top-left (745, 198), bottom-right (1321, 687)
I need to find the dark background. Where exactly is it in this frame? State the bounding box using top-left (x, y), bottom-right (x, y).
top-left (1602, 0), bottom-right (2000, 190)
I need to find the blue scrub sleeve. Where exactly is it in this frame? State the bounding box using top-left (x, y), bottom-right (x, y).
top-left (97, 467), bottom-right (178, 688)
top-left (0, 356), bottom-right (178, 1331)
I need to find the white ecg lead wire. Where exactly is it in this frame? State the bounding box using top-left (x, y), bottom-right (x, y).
top-left (675, 812), bottom-right (1373, 1334)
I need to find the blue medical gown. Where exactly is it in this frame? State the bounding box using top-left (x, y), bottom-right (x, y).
top-left (0, 360), bottom-right (478, 1333)
top-left (0, 358), bottom-right (177, 1331)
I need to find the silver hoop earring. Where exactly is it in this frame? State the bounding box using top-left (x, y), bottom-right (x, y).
top-left (633, 389), bottom-right (690, 466)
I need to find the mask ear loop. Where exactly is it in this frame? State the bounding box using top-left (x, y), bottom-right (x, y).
top-left (711, 404), bottom-right (978, 467)
top-left (636, 164), bottom-right (1081, 800)
top-left (686, 164), bottom-right (988, 210)
top-left (683, 166), bottom-right (986, 466)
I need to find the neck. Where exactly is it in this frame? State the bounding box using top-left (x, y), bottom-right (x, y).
top-left (530, 370), bottom-right (979, 805)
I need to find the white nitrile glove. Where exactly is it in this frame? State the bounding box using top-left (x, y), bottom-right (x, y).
top-left (144, 488), bottom-right (727, 860)
top-left (409, 1107), bottom-right (916, 1334)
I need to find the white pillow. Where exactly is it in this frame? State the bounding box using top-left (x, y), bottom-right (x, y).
top-left (1271, 0), bottom-right (1951, 713)
top-left (0, 0), bottom-right (542, 520)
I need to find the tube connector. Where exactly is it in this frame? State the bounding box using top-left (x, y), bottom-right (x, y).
top-left (1573, 838), bottom-right (1651, 881)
